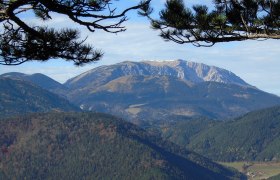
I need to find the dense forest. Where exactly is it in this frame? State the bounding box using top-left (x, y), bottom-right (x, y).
top-left (268, 174), bottom-right (280, 180)
top-left (0, 112), bottom-right (244, 179)
top-left (0, 77), bottom-right (79, 118)
top-left (158, 106), bottom-right (280, 162)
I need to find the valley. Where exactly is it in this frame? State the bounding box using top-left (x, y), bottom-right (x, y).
top-left (156, 106), bottom-right (280, 162)
top-left (0, 112), bottom-right (244, 179)
top-left (2, 60), bottom-right (280, 122)
top-left (1, 59), bottom-right (280, 179)
top-left (220, 162), bottom-right (280, 180)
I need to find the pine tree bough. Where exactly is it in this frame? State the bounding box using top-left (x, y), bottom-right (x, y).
top-left (140, 0), bottom-right (280, 47)
top-left (0, 0), bottom-right (150, 65)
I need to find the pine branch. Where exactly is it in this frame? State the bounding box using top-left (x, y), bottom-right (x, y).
top-left (0, 0), bottom-right (151, 65)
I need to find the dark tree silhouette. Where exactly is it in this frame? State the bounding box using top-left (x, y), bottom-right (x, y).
top-left (141, 0), bottom-right (280, 47)
top-left (0, 0), bottom-right (150, 65)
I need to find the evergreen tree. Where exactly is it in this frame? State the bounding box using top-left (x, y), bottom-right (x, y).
top-left (141, 0), bottom-right (280, 47)
top-left (0, 0), bottom-right (150, 65)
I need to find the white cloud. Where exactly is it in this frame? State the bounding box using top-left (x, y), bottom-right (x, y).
top-left (1, 1), bottom-right (280, 96)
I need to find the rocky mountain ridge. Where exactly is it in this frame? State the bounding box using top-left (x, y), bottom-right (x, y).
top-left (65, 59), bottom-right (250, 90)
top-left (2, 59), bottom-right (279, 121)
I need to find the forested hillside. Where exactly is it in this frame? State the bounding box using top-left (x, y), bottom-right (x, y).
top-left (157, 117), bottom-right (221, 146)
top-left (0, 72), bottom-right (69, 97)
top-left (156, 106), bottom-right (280, 162)
top-left (187, 106), bottom-right (280, 161)
top-left (0, 112), bottom-right (244, 179)
top-left (0, 78), bottom-right (79, 118)
top-left (268, 174), bottom-right (280, 180)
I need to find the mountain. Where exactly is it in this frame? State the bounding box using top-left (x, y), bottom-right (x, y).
top-left (3, 60), bottom-right (278, 121)
top-left (65, 60), bottom-right (249, 89)
top-left (63, 60), bottom-right (280, 121)
top-left (0, 77), bottom-right (79, 118)
top-left (2, 59), bottom-right (279, 120)
top-left (186, 106), bottom-right (280, 162)
top-left (0, 112), bottom-right (245, 179)
top-left (0, 72), bottom-right (68, 97)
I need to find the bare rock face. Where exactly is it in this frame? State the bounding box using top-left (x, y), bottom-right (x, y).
top-left (65, 59), bottom-right (249, 90)
top-left (63, 60), bottom-right (280, 122)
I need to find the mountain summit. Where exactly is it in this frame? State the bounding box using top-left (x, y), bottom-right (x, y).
top-left (1, 59), bottom-right (279, 121)
top-left (0, 72), bottom-right (68, 97)
top-left (0, 77), bottom-right (79, 118)
top-left (142, 60), bottom-right (249, 86)
top-left (64, 60), bottom-right (280, 121)
top-left (65, 59), bottom-right (249, 89)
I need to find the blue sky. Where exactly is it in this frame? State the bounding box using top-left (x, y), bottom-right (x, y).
top-left (1, 0), bottom-right (280, 96)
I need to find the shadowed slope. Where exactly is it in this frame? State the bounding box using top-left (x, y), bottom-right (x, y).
top-left (0, 112), bottom-right (245, 179)
top-left (0, 77), bottom-right (79, 118)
